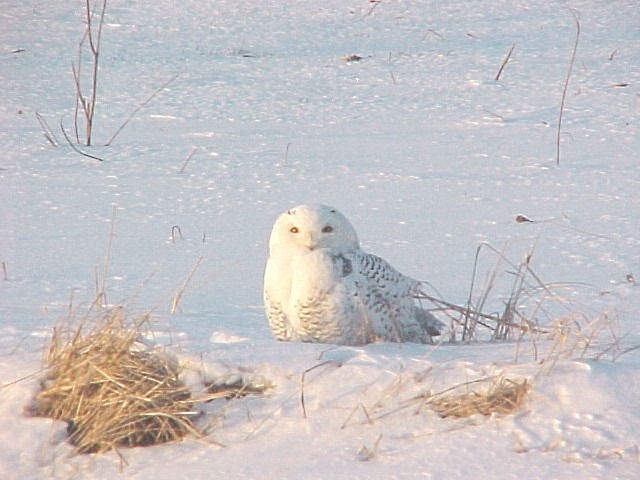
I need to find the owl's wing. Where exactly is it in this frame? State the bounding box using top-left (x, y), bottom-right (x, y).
top-left (264, 292), bottom-right (292, 341)
top-left (350, 251), bottom-right (434, 342)
top-left (264, 253), bottom-right (297, 342)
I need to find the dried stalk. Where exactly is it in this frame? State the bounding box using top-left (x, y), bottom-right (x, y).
top-left (171, 256), bottom-right (203, 314)
top-left (60, 120), bottom-right (105, 161)
top-left (556, 9), bottom-right (580, 165)
top-left (105, 73), bottom-right (179, 146)
top-left (35, 112), bottom-right (58, 146)
top-left (495, 44), bottom-right (515, 81)
top-left (73, 0), bottom-right (108, 146)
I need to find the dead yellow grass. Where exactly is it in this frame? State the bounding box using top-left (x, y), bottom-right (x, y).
top-left (30, 307), bottom-right (200, 454)
top-left (428, 376), bottom-right (530, 418)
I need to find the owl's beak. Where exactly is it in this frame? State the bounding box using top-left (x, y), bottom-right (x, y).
top-left (306, 233), bottom-right (319, 250)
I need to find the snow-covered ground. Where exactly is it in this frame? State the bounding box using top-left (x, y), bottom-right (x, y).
top-left (1, 1), bottom-right (639, 478)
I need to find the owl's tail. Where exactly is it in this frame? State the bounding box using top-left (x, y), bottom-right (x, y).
top-left (413, 307), bottom-right (445, 338)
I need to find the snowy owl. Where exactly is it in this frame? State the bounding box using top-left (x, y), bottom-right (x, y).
top-left (263, 204), bottom-right (444, 345)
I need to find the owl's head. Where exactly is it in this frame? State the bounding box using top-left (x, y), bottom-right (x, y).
top-left (268, 204), bottom-right (360, 252)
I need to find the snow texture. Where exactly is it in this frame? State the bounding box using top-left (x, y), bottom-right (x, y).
top-left (1, 1), bottom-right (639, 478)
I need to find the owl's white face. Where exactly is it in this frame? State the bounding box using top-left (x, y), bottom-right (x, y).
top-left (268, 204), bottom-right (360, 253)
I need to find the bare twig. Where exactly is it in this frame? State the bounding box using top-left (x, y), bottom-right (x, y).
top-left (364, 0), bottom-right (383, 18)
top-left (35, 112), bottom-right (59, 146)
top-left (422, 29), bottom-right (444, 41)
top-left (461, 244), bottom-right (483, 340)
top-left (300, 360), bottom-right (340, 418)
top-left (416, 241), bottom-right (553, 340)
top-left (495, 253), bottom-right (532, 340)
top-left (356, 434), bottom-right (383, 461)
top-left (494, 44), bottom-right (515, 81)
top-left (73, 0), bottom-right (108, 146)
top-left (171, 225), bottom-right (183, 243)
top-left (612, 344), bottom-right (640, 361)
top-left (60, 120), bottom-right (105, 161)
top-left (97, 205), bottom-right (117, 306)
top-left (178, 147), bottom-right (198, 174)
top-left (284, 142), bottom-right (291, 165)
top-left (556, 9), bottom-right (580, 166)
top-left (105, 73), bottom-right (179, 146)
top-left (170, 256), bottom-right (203, 314)
top-left (461, 243), bottom-right (506, 341)
top-left (341, 403), bottom-right (374, 429)
top-left (72, 28), bottom-right (89, 143)
top-left (87, 0), bottom-right (107, 146)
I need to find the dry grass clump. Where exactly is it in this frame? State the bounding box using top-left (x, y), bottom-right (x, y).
top-left (427, 376), bottom-right (530, 419)
top-left (30, 307), bottom-right (200, 454)
top-left (416, 242), bottom-right (550, 343)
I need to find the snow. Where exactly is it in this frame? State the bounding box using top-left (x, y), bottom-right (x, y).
top-left (1, 0), bottom-right (639, 478)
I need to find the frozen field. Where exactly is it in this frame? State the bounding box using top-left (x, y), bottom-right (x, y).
top-left (1, 1), bottom-right (639, 478)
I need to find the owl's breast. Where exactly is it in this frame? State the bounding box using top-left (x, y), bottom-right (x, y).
top-left (290, 249), bottom-right (352, 295)
top-left (286, 248), bottom-right (369, 343)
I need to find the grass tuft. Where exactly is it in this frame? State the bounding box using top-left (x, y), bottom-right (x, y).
top-left (29, 307), bottom-right (200, 454)
top-left (427, 376), bottom-right (530, 419)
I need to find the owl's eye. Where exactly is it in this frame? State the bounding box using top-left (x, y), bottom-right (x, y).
top-left (290, 226), bottom-right (299, 233)
top-left (322, 225), bottom-right (333, 233)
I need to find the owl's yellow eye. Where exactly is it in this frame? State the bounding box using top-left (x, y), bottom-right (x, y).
top-left (290, 226), bottom-right (299, 233)
top-left (322, 225), bottom-right (333, 233)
